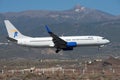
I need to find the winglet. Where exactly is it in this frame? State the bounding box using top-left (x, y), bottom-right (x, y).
top-left (45, 25), bottom-right (52, 33)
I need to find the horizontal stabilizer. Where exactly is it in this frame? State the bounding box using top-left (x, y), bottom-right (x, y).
top-left (6, 37), bottom-right (17, 42)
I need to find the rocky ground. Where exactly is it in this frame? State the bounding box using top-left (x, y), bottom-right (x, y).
top-left (0, 56), bottom-right (119, 80)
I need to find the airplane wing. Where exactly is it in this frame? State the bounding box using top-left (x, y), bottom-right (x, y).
top-left (45, 26), bottom-right (67, 49)
top-left (45, 25), bottom-right (77, 53)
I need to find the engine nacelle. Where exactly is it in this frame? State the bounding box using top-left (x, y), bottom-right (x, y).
top-left (66, 42), bottom-right (77, 47)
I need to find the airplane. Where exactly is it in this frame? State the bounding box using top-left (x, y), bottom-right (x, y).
top-left (4, 20), bottom-right (110, 53)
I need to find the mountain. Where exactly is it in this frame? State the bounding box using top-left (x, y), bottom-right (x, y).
top-left (3, 5), bottom-right (115, 21)
top-left (0, 5), bottom-right (120, 59)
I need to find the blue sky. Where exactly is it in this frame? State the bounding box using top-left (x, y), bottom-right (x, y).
top-left (0, 0), bottom-right (120, 15)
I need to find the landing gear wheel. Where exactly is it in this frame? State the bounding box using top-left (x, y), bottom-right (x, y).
top-left (55, 49), bottom-right (61, 53)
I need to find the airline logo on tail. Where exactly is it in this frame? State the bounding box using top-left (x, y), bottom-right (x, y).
top-left (14, 31), bottom-right (18, 38)
top-left (10, 29), bottom-right (18, 38)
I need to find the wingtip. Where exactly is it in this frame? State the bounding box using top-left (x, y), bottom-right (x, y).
top-left (45, 25), bottom-right (52, 33)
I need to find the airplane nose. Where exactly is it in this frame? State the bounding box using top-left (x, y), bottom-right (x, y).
top-left (106, 39), bottom-right (110, 44)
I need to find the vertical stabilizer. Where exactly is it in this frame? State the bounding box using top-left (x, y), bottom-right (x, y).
top-left (4, 20), bottom-right (30, 40)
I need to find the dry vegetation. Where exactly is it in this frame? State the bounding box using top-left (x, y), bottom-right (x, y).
top-left (0, 57), bottom-right (119, 80)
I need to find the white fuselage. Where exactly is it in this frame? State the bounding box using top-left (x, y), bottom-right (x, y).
top-left (17, 36), bottom-right (110, 48)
